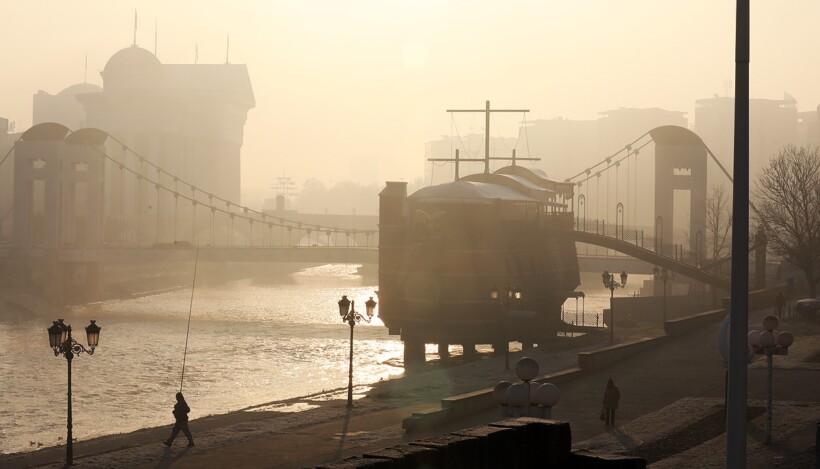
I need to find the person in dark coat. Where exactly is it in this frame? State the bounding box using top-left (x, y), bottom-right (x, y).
top-left (602, 378), bottom-right (620, 426)
top-left (775, 291), bottom-right (786, 318)
top-left (164, 392), bottom-right (194, 447)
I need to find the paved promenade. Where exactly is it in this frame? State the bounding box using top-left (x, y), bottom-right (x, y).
top-left (3, 308), bottom-right (818, 468)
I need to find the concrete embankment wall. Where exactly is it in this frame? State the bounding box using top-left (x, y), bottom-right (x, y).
top-left (317, 418), bottom-right (646, 468)
top-left (401, 298), bottom-right (761, 433)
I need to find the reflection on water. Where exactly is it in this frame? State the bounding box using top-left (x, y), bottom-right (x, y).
top-left (0, 264), bottom-right (399, 454)
top-left (0, 266), bottom-right (641, 454)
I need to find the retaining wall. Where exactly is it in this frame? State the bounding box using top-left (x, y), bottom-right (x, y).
top-left (317, 418), bottom-right (646, 468)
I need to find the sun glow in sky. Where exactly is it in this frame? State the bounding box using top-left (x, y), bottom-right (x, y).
top-left (4, 1), bottom-right (820, 201)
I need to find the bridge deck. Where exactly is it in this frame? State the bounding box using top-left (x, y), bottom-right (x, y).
top-left (0, 246), bottom-right (378, 264)
top-left (548, 229), bottom-right (730, 290)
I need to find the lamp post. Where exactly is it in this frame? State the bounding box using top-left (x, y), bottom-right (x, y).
top-left (338, 295), bottom-right (377, 407)
top-left (47, 318), bottom-right (101, 467)
top-left (490, 286), bottom-right (521, 370)
top-left (602, 271), bottom-right (627, 344)
top-left (748, 315), bottom-right (793, 444)
top-left (653, 266), bottom-right (676, 323)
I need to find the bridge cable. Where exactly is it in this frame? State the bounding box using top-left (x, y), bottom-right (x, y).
top-left (0, 138), bottom-right (21, 169)
top-left (566, 131), bottom-right (651, 182)
top-left (572, 139), bottom-right (652, 187)
top-left (0, 204), bottom-right (13, 226)
top-left (99, 134), bottom-right (373, 235)
top-left (179, 247), bottom-right (199, 393)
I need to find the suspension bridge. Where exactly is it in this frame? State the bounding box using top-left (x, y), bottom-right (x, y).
top-left (0, 121), bottom-right (754, 303)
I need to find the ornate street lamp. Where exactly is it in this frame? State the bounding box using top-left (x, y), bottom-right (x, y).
top-left (653, 266), bottom-right (676, 323)
top-left (490, 286), bottom-right (521, 370)
top-left (338, 295), bottom-right (377, 407)
top-left (602, 271), bottom-right (627, 344)
top-left (47, 318), bottom-right (101, 467)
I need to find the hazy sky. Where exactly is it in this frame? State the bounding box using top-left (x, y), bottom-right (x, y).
top-left (5, 1), bottom-right (820, 196)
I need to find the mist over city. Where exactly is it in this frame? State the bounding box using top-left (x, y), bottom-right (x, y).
top-left (1, 2), bottom-right (819, 468)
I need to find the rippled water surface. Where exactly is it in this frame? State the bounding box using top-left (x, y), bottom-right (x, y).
top-left (0, 266), bottom-right (644, 454)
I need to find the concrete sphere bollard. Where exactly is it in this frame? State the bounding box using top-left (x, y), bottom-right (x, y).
top-left (505, 383), bottom-right (529, 407)
top-left (529, 382), bottom-right (541, 405)
top-left (515, 357), bottom-right (539, 382)
top-left (759, 330), bottom-right (776, 347)
top-left (747, 329), bottom-right (761, 346)
top-left (535, 383), bottom-right (560, 408)
top-left (493, 381), bottom-right (512, 404)
top-left (776, 330), bottom-right (794, 347)
top-left (763, 315), bottom-right (779, 332)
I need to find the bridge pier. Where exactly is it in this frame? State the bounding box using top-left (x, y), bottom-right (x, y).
top-left (437, 342), bottom-right (449, 359)
top-left (461, 343), bottom-right (476, 362)
top-left (492, 341), bottom-right (507, 357)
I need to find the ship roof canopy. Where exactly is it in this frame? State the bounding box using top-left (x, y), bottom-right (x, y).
top-left (494, 165), bottom-right (574, 198)
top-left (461, 172), bottom-right (556, 201)
top-left (408, 180), bottom-right (539, 205)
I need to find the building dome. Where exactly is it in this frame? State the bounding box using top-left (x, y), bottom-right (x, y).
top-left (102, 46), bottom-right (162, 75)
top-left (56, 82), bottom-right (103, 97)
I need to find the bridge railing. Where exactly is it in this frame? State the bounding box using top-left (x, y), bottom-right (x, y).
top-left (573, 216), bottom-right (709, 269)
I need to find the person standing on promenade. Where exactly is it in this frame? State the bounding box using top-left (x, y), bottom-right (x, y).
top-left (602, 378), bottom-right (620, 427)
top-left (164, 392), bottom-right (194, 447)
top-left (775, 291), bottom-right (786, 318)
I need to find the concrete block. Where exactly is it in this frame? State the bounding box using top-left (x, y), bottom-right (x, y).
top-left (441, 387), bottom-right (495, 412)
top-left (411, 433), bottom-right (481, 469)
top-left (578, 337), bottom-right (668, 370)
top-left (664, 309), bottom-right (725, 336)
top-left (363, 444), bottom-right (440, 469)
top-left (452, 424), bottom-right (520, 469)
top-left (401, 407), bottom-right (451, 433)
top-left (489, 417), bottom-right (571, 468)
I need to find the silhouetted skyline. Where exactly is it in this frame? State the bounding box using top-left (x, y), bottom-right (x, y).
top-left (4, 1), bottom-right (820, 193)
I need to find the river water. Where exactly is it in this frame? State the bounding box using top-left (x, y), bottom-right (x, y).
top-left (0, 265), bottom-right (643, 454)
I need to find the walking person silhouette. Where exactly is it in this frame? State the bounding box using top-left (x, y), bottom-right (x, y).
top-left (602, 378), bottom-right (620, 427)
top-left (164, 392), bottom-right (194, 447)
top-left (775, 291), bottom-right (785, 319)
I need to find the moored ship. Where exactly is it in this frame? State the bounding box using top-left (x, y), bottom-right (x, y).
top-left (379, 161), bottom-right (580, 366)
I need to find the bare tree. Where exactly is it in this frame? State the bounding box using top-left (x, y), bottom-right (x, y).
top-left (705, 184), bottom-right (732, 264)
top-left (753, 145), bottom-right (820, 297)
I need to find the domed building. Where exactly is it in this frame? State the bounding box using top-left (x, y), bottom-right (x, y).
top-left (33, 45), bottom-right (255, 209)
top-left (33, 82), bottom-right (103, 130)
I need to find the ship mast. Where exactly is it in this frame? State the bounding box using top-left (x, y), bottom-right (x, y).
top-left (430, 100), bottom-right (539, 180)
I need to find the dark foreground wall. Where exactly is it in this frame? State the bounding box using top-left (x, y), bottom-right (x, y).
top-left (315, 417), bottom-right (645, 469)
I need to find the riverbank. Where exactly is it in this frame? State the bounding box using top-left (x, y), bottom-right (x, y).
top-left (4, 308), bottom-right (818, 468)
top-left (0, 317), bottom-right (651, 467)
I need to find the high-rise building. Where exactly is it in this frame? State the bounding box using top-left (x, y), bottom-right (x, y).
top-left (694, 94), bottom-right (798, 180)
top-left (33, 46), bottom-right (255, 204)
